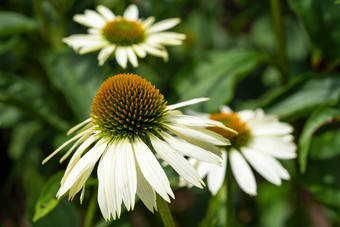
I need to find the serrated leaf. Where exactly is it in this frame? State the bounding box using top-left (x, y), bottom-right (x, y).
top-left (177, 49), bottom-right (268, 112)
top-left (299, 107), bottom-right (340, 173)
top-left (0, 11), bottom-right (37, 37)
top-left (33, 171), bottom-right (64, 222)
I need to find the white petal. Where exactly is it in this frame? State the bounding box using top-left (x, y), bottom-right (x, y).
top-left (132, 44), bottom-right (146, 58)
top-left (161, 132), bottom-right (221, 165)
top-left (42, 127), bottom-right (93, 164)
top-left (248, 137), bottom-right (297, 159)
top-left (242, 147), bottom-right (282, 185)
top-left (63, 35), bottom-right (107, 48)
top-left (142, 16), bottom-right (155, 29)
top-left (268, 158), bottom-right (290, 180)
top-left (114, 140), bottom-right (137, 211)
top-left (165, 113), bottom-right (237, 134)
top-left (237, 110), bottom-right (256, 122)
top-left (115, 47), bottom-right (128, 68)
top-left (133, 138), bottom-right (174, 202)
top-left (147, 18), bottom-right (181, 33)
top-left (126, 47), bottom-right (138, 67)
top-left (97, 143), bottom-right (117, 221)
top-left (57, 140), bottom-right (107, 197)
top-left (98, 45), bottom-right (116, 66)
top-left (220, 106), bottom-right (232, 113)
top-left (123, 4), bottom-right (138, 20)
top-left (96, 5), bottom-right (115, 21)
top-left (150, 135), bottom-right (204, 188)
top-left (229, 149), bottom-right (257, 195)
top-left (251, 121), bottom-right (293, 136)
top-left (207, 151), bottom-right (227, 195)
top-left (67, 118), bottom-right (92, 135)
top-left (73, 11), bottom-right (105, 28)
top-left (166, 124), bottom-right (230, 146)
top-left (166, 97), bottom-right (210, 110)
top-left (136, 160), bottom-right (157, 212)
top-left (140, 44), bottom-right (168, 60)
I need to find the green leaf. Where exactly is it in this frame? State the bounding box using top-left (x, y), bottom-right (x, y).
top-left (33, 171), bottom-right (64, 222)
top-left (0, 11), bottom-right (37, 37)
top-left (262, 74), bottom-right (340, 120)
top-left (42, 53), bottom-right (102, 120)
top-left (309, 128), bottom-right (340, 160)
top-left (177, 49), bottom-right (268, 112)
top-left (299, 107), bottom-right (340, 173)
top-left (288, 0), bottom-right (340, 66)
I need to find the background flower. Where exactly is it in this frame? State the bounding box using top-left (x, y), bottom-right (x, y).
top-left (63, 4), bottom-right (185, 68)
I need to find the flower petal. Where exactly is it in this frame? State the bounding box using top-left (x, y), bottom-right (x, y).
top-left (73, 10), bottom-right (106, 28)
top-left (115, 47), bottom-right (128, 68)
top-left (207, 151), bottom-right (227, 195)
top-left (98, 45), bottom-right (116, 66)
top-left (126, 47), bottom-right (138, 67)
top-left (142, 16), bottom-right (155, 29)
top-left (147, 18), bottom-right (181, 33)
top-left (150, 135), bottom-right (204, 188)
top-left (229, 149), bottom-right (257, 195)
top-left (166, 97), bottom-right (210, 110)
top-left (133, 138), bottom-right (174, 202)
top-left (251, 121), bottom-right (293, 136)
top-left (96, 5), bottom-right (115, 21)
top-left (161, 132), bottom-right (221, 165)
top-left (132, 44), bottom-right (146, 58)
top-left (242, 147), bottom-right (282, 185)
top-left (123, 4), bottom-right (138, 20)
top-left (114, 139), bottom-right (137, 211)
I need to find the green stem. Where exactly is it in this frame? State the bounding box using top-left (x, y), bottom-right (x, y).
top-left (84, 190), bottom-right (97, 227)
top-left (226, 161), bottom-right (234, 227)
top-left (33, 0), bottom-right (50, 45)
top-left (269, 0), bottom-right (289, 85)
top-left (156, 194), bottom-right (175, 227)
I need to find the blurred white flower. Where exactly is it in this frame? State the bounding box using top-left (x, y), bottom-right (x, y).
top-left (63, 4), bottom-right (185, 68)
top-left (183, 106), bottom-right (296, 196)
top-left (43, 74), bottom-right (234, 221)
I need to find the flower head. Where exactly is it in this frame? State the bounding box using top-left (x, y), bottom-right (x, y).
top-left (43, 74), bottom-right (234, 221)
top-left (63, 4), bottom-right (186, 68)
top-left (184, 106), bottom-right (297, 196)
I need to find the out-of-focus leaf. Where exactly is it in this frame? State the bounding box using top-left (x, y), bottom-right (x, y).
top-left (33, 171), bottom-right (63, 222)
top-left (0, 12), bottom-right (37, 37)
top-left (0, 73), bottom-right (68, 131)
top-left (309, 128), bottom-right (340, 160)
top-left (262, 74), bottom-right (340, 120)
top-left (8, 121), bottom-right (42, 160)
top-left (0, 104), bottom-right (21, 128)
top-left (42, 53), bottom-right (101, 120)
top-left (288, 0), bottom-right (340, 66)
top-left (177, 49), bottom-right (268, 112)
top-left (299, 107), bottom-right (340, 173)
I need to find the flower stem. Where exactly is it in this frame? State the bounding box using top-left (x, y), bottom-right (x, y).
top-left (156, 194), bottom-right (175, 227)
top-left (226, 161), bottom-right (234, 227)
top-left (84, 190), bottom-right (97, 227)
top-left (269, 0), bottom-right (289, 85)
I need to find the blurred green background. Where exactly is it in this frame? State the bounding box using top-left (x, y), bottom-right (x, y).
top-left (1, 0), bottom-right (340, 226)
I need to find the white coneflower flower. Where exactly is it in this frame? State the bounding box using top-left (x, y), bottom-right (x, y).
top-left (63, 4), bottom-right (185, 68)
top-left (183, 106), bottom-right (296, 196)
top-left (42, 74), bottom-right (235, 221)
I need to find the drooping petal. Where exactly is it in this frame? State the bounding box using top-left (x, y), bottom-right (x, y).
top-left (150, 134), bottom-right (204, 188)
top-left (57, 139), bottom-right (107, 198)
top-left (133, 138), bottom-right (174, 202)
top-left (67, 118), bottom-right (92, 135)
top-left (126, 47), bottom-right (138, 67)
top-left (135, 159), bottom-right (157, 212)
top-left (115, 47), bottom-right (128, 68)
top-left (123, 4), bottom-right (138, 20)
top-left (147, 18), bottom-right (181, 33)
top-left (114, 139), bottom-right (137, 211)
top-left (207, 151), bottom-right (227, 195)
top-left (241, 147), bottom-right (282, 185)
top-left (98, 45), bottom-right (116, 66)
top-left (229, 149), bottom-right (257, 196)
top-left (166, 124), bottom-right (230, 146)
top-left (161, 132), bottom-right (221, 165)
